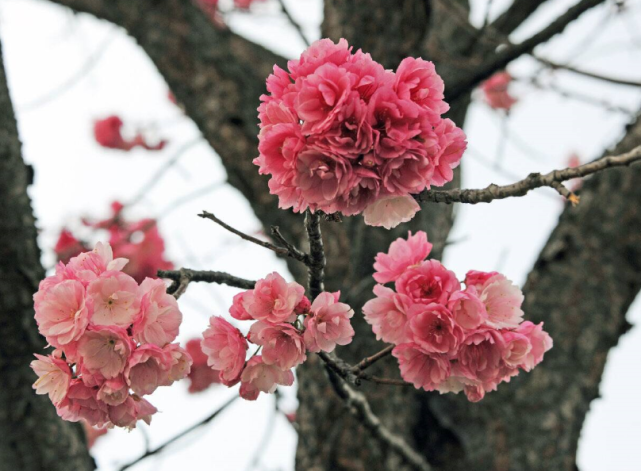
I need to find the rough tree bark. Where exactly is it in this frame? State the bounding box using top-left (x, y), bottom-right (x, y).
top-left (13, 0), bottom-right (637, 470)
top-left (0, 39), bottom-right (94, 471)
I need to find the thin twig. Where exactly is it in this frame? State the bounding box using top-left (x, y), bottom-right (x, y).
top-left (199, 211), bottom-right (313, 263)
top-left (118, 395), bottom-right (238, 471)
top-left (158, 268), bottom-right (256, 299)
top-left (304, 211), bottom-right (325, 299)
top-left (352, 345), bottom-right (395, 373)
top-left (270, 226), bottom-right (310, 264)
top-left (277, 0), bottom-right (310, 47)
top-left (416, 145), bottom-right (641, 204)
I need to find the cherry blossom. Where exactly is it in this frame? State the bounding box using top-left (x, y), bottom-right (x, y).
top-left (77, 326), bottom-right (132, 379)
top-left (31, 241), bottom-right (189, 429)
top-left (132, 278), bottom-right (182, 347)
top-left (93, 115), bottom-right (166, 151)
top-left (248, 321), bottom-right (307, 370)
top-left (201, 316), bottom-right (248, 386)
top-left (303, 292), bottom-right (355, 353)
top-left (241, 272), bottom-right (305, 323)
top-left (373, 230), bottom-right (433, 284)
top-left (480, 71), bottom-right (517, 111)
top-left (185, 339), bottom-right (221, 393)
top-left (30, 354), bottom-right (72, 405)
top-left (239, 356), bottom-right (295, 401)
top-left (255, 38), bottom-right (466, 228)
top-left (363, 231), bottom-right (552, 401)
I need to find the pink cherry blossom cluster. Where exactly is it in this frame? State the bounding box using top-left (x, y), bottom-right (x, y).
top-left (31, 242), bottom-right (191, 429)
top-left (94, 115), bottom-right (167, 151)
top-left (363, 231), bottom-right (552, 402)
top-left (255, 39), bottom-right (467, 229)
top-left (201, 272), bottom-right (355, 400)
top-left (480, 71), bottom-right (517, 111)
top-left (55, 201), bottom-right (173, 283)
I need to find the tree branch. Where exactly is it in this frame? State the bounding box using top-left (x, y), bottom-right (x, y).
top-left (445, 0), bottom-right (607, 103)
top-left (199, 210), bottom-right (288, 254)
top-left (535, 56), bottom-right (641, 88)
top-left (351, 345), bottom-right (395, 373)
top-left (416, 145), bottom-right (641, 204)
top-left (325, 371), bottom-right (431, 471)
top-left (491, 0), bottom-right (550, 36)
top-left (158, 268), bottom-right (256, 299)
top-left (276, 0), bottom-right (310, 47)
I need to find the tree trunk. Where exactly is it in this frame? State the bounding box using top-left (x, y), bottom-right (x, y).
top-left (0, 39), bottom-right (94, 471)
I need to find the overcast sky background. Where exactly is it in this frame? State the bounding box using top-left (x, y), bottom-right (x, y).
top-left (1, 0), bottom-right (640, 469)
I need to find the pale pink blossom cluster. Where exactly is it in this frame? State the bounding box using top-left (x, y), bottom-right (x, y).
top-left (480, 71), bottom-right (517, 111)
top-left (201, 272), bottom-right (355, 400)
top-left (363, 231), bottom-right (552, 401)
top-left (255, 39), bottom-right (467, 229)
top-left (31, 242), bottom-right (191, 429)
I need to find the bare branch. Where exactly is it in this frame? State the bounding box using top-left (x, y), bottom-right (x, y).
top-left (118, 395), bottom-right (238, 471)
top-left (416, 145), bottom-right (641, 204)
top-left (199, 210), bottom-right (290, 256)
top-left (158, 268), bottom-right (256, 299)
top-left (351, 345), bottom-right (395, 373)
top-left (523, 76), bottom-right (636, 116)
top-left (445, 0), bottom-right (607, 103)
top-left (318, 351), bottom-right (360, 384)
top-left (325, 371), bottom-right (431, 471)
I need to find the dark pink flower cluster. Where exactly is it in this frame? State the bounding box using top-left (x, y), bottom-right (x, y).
top-left (480, 71), bottom-right (517, 111)
top-left (31, 242), bottom-right (191, 429)
top-left (184, 338), bottom-right (221, 394)
top-left (55, 201), bottom-right (173, 283)
top-left (255, 39), bottom-right (467, 229)
top-left (363, 232), bottom-right (552, 402)
top-left (201, 272), bottom-right (355, 400)
top-left (93, 115), bottom-right (167, 152)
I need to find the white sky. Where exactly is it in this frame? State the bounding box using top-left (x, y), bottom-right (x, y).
top-left (0, 0), bottom-right (640, 469)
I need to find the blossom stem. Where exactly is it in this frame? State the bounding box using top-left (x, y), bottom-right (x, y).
top-left (304, 211), bottom-right (325, 300)
top-left (199, 211), bottom-right (311, 264)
